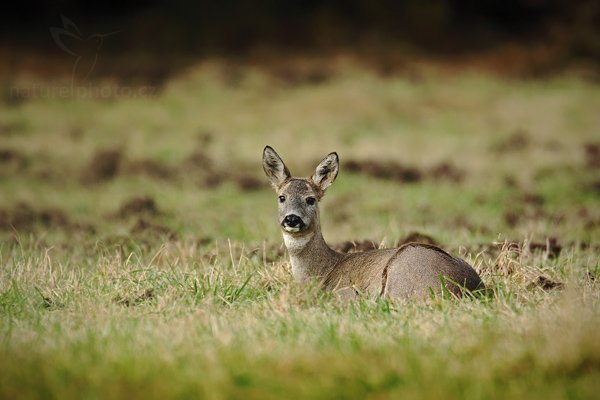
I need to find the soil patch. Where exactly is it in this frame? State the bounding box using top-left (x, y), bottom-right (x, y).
top-left (114, 288), bottom-right (155, 307)
top-left (584, 142), bottom-right (600, 169)
top-left (576, 207), bottom-right (599, 230)
top-left (182, 150), bottom-right (214, 172)
top-left (0, 122), bottom-right (25, 137)
top-left (234, 175), bottom-right (265, 191)
top-left (79, 147), bottom-right (264, 189)
top-left (0, 202), bottom-right (94, 233)
top-left (520, 193), bottom-right (545, 206)
top-left (0, 148), bottom-right (27, 172)
top-left (333, 239), bottom-right (379, 253)
top-left (591, 180), bottom-right (600, 197)
top-left (332, 232), bottom-right (439, 254)
top-left (397, 231), bottom-right (439, 246)
top-left (180, 150), bottom-right (265, 190)
top-left (503, 192), bottom-right (551, 227)
top-left (529, 237), bottom-right (562, 259)
top-left (503, 175), bottom-right (519, 188)
top-left (81, 148), bottom-right (123, 184)
top-left (345, 159), bottom-right (465, 184)
top-left (271, 63), bottom-right (334, 86)
top-left (467, 238), bottom-right (562, 260)
top-left (0, 148), bottom-right (23, 163)
top-left (121, 159), bottom-right (175, 180)
top-left (180, 149), bottom-right (225, 187)
top-left (504, 210), bottom-right (520, 227)
top-left (130, 218), bottom-right (177, 240)
top-left (37, 291), bottom-right (65, 310)
top-left (345, 160), bottom-right (422, 183)
top-left (82, 148), bottom-right (180, 183)
top-left (492, 130), bottom-right (530, 153)
top-left (429, 162), bottom-right (465, 183)
top-left (528, 276), bottom-right (565, 291)
top-left (116, 196), bottom-right (162, 219)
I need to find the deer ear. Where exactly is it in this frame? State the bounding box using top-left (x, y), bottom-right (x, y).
top-left (263, 146), bottom-right (291, 188)
top-left (312, 152), bottom-right (339, 191)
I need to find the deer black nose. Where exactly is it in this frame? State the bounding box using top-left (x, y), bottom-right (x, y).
top-left (283, 214), bottom-right (304, 228)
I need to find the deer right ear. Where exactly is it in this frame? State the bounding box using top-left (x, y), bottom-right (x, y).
top-left (263, 146), bottom-right (291, 188)
top-left (312, 152), bottom-right (339, 192)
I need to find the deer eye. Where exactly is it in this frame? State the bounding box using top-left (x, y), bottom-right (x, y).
top-left (306, 197), bottom-right (316, 206)
top-left (278, 195), bottom-right (286, 203)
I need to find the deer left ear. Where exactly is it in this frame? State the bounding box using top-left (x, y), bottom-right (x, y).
top-left (312, 152), bottom-right (339, 191)
top-left (263, 145), bottom-right (291, 188)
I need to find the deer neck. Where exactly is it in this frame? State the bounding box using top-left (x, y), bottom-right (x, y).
top-left (283, 224), bottom-right (343, 285)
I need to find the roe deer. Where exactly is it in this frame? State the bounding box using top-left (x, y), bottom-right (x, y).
top-left (262, 146), bottom-right (485, 300)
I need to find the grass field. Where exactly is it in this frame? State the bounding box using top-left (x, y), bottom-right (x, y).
top-left (1, 59), bottom-right (599, 399)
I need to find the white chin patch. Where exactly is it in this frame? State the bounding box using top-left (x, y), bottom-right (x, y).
top-left (283, 226), bottom-right (300, 233)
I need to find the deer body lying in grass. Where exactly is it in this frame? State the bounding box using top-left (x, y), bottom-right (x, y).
top-left (263, 146), bottom-right (485, 300)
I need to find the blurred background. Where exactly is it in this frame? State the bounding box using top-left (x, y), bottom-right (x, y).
top-left (2, 0), bottom-right (599, 81)
top-left (0, 0), bottom-right (599, 249)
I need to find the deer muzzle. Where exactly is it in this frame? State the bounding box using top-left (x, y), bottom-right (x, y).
top-left (282, 214), bottom-right (306, 233)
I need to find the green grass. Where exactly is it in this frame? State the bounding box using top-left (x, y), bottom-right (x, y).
top-left (1, 61), bottom-right (599, 398)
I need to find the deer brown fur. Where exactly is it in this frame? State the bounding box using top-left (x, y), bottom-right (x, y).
top-left (263, 146), bottom-right (485, 300)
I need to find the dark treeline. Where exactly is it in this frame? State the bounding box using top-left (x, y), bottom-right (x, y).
top-left (1, 0), bottom-right (598, 59)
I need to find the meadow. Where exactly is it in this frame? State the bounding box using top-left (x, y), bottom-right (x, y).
top-left (1, 57), bottom-right (599, 399)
